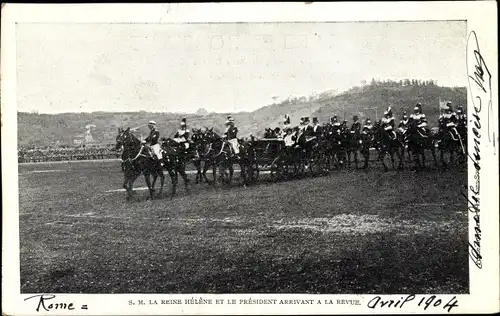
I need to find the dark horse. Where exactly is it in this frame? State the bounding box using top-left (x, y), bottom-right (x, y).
top-left (190, 128), bottom-right (217, 184)
top-left (437, 120), bottom-right (466, 169)
top-left (160, 137), bottom-right (191, 196)
top-left (115, 128), bottom-right (165, 200)
top-left (203, 129), bottom-right (249, 186)
top-left (341, 129), bottom-right (362, 169)
top-left (404, 118), bottom-right (438, 169)
top-left (373, 121), bottom-right (404, 171)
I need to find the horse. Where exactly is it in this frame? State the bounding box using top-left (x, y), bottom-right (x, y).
top-left (358, 129), bottom-right (374, 169)
top-left (115, 127), bottom-right (165, 200)
top-left (373, 121), bottom-right (404, 171)
top-left (203, 128), bottom-right (249, 186)
top-left (160, 137), bottom-right (191, 196)
top-left (323, 124), bottom-right (346, 170)
top-left (404, 118), bottom-right (438, 170)
top-left (341, 128), bottom-right (362, 169)
top-left (190, 128), bottom-right (214, 184)
top-left (437, 120), bottom-right (466, 169)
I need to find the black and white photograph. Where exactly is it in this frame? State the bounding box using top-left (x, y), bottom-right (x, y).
top-left (2, 2), bottom-right (499, 315)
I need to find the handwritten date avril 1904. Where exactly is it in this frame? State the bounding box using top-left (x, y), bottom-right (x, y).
top-left (368, 295), bottom-right (459, 313)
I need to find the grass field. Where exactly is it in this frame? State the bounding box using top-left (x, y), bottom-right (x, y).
top-left (19, 159), bottom-right (468, 294)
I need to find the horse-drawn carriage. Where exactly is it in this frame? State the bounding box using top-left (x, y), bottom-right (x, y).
top-left (246, 136), bottom-right (329, 183)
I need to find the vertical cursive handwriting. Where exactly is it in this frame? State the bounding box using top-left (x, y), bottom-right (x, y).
top-left (464, 30), bottom-right (493, 269)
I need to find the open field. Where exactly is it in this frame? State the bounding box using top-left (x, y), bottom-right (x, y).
top-left (19, 159), bottom-right (468, 294)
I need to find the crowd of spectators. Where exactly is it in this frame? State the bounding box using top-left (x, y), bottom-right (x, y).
top-left (18, 144), bottom-right (121, 163)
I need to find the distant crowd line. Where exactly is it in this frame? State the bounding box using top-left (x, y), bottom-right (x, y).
top-left (18, 145), bottom-right (120, 163)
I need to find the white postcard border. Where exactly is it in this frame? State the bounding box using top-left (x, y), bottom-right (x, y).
top-left (2, 2), bottom-right (498, 315)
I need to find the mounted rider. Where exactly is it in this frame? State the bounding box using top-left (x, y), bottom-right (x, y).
top-left (439, 102), bottom-right (460, 139)
top-left (456, 106), bottom-right (467, 126)
top-left (410, 103), bottom-right (429, 136)
top-left (381, 107), bottom-right (397, 140)
top-left (362, 117), bottom-right (373, 135)
top-left (330, 115), bottom-right (342, 135)
top-left (144, 120), bottom-right (163, 163)
top-left (173, 118), bottom-right (190, 152)
top-left (224, 115), bottom-right (240, 156)
top-left (398, 111), bottom-right (409, 134)
top-left (312, 117), bottom-right (322, 137)
top-left (351, 115), bottom-right (361, 135)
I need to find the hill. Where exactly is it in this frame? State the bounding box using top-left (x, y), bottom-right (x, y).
top-left (17, 81), bottom-right (466, 147)
top-left (312, 81), bottom-right (467, 124)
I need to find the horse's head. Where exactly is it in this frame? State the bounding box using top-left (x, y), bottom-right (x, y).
top-left (116, 127), bottom-right (130, 150)
top-left (204, 128), bottom-right (220, 143)
top-left (116, 127), bottom-right (140, 151)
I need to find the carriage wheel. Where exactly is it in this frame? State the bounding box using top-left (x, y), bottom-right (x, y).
top-left (270, 157), bottom-right (285, 182)
top-left (246, 161), bottom-right (260, 184)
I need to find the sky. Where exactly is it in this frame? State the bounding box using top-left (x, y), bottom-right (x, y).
top-left (16, 21), bottom-right (467, 114)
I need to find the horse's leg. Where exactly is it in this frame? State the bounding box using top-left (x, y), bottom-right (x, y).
top-left (354, 148), bottom-right (358, 169)
top-left (158, 168), bottom-right (165, 196)
top-left (390, 150), bottom-right (396, 169)
top-left (166, 168), bottom-right (177, 198)
top-left (193, 160), bottom-right (200, 184)
top-left (379, 150), bottom-right (388, 172)
top-left (127, 171), bottom-right (140, 200)
top-left (144, 172), bottom-right (154, 200)
top-left (123, 170), bottom-right (132, 200)
top-left (431, 143), bottom-right (438, 167)
top-left (178, 165), bottom-right (190, 192)
top-left (228, 163), bottom-right (234, 185)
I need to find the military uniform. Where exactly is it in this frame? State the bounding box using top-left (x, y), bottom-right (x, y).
top-left (362, 124), bottom-right (373, 134)
top-left (224, 117), bottom-right (240, 155)
top-left (174, 127), bottom-right (190, 150)
top-left (410, 103), bottom-right (428, 131)
top-left (351, 119), bottom-right (361, 135)
top-left (398, 113), bottom-right (409, 134)
top-left (439, 108), bottom-right (459, 137)
top-left (145, 121), bottom-right (162, 160)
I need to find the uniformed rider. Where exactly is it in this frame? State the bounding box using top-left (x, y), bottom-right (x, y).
top-left (144, 120), bottom-right (163, 162)
top-left (381, 107), bottom-right (397, 140)
top-left (410, 103), bottom-right (428, 134)
top-left (351, 115), bottom-right (361, 135)
top-left (456, 106), bottom-right (467, 126)
top-left (362, 118), bottom-right (373, 134)
top-left (398, 111), bottom-right (409, 134)
top-left (224, 116), bottom-right (240, 155)
top-left (439, 102), bottom-right (459, 138)
top-left (312, 117), bottom-right (322, 137)
top-left (173, 118), bottom-right (190, 151)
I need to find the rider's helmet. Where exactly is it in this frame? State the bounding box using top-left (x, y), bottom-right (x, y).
top-left (312, 117), bottom-right (319, 125)
top-left (402, 111), bottom-right (408, 120)
top-left (180, 118), bottom-right (187, 128)
top-left (226, 116), bottom-right (234, 126)
top-left (414, 103), bottom-right (422, 114)
top-left (148, 120), bottom-right (156, 129)
top-left (445, 102), bottom-right (453, 113)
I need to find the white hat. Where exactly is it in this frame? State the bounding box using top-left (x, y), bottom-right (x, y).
top-left (148, 120), bottom-right (156, 125)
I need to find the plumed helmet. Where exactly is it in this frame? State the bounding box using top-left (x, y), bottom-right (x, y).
top-left (148, 120), bottom-right (156, 125)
